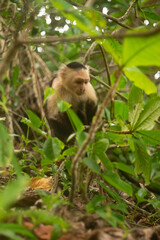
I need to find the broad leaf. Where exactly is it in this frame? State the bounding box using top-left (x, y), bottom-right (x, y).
top-left (67, 108), bottom-right (83, 132)
top-left (57, 100), bottom-right (71, 112)
top-left (51, 0), bottom-right (105, 35)
top-left (128, 85), bottom-right (143, 128)
top-left (134, 139), bottom-right (151, 185)
top-left (113, 162), bottom-right (135, 176)
top-left (97, 181), bottom-right (128, 214)
top-left (101, 38), bottom-right (122, 64)
top-left (77, 131), bottom-right (87, 147)
top-left (133, 97), bottom-right (160, 130)
top-left (92, 138), bottom-right (109, 153)
top-left (138, 130), bottom-right (160, 146)
top-left (135, 188), bottom-right (147, 204)
top-left (0, 224), bottom-right (35, 239)
top-left (0, 176), bottom-right (28, 211)
top-left (92, 139), bottom-right (113, 171)
top-left (43, 137), bottom-right (64, 160)
top-left (103, 171), bottom-right (133, 196)
top-left (124, 67), bottom-right (156, 94)
top-left (43, 87), bottom-right (55, 105)
top-left (26, 109), bottom-right (42, 128)
top-left (123, 32), bottom-right (160, 67)
top-left (86, 194), bottom-right (106, 213)
top-left (114, 100), bottom-right (128, 120)
top-left (83, 157), bottom-right (101, 174)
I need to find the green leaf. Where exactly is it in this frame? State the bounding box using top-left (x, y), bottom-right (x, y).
top-left (124, 67), bottom-right (156, 94)
top-left (43, 137), bottom-right (64, 160)
top-left (111, 74), bottom-right (127, 91)
top-left (143, 11), bottom-right (160, 21)
top-left (51, 0), bottom-right (106, 36)
top-left (103, 171), bottom-right (133, 196)
top-left (0, 230), bottom-right (21, 240)
top-left (100, 38), bottom-right (122, 64)
top-left (0, 123), bottom-right (13, 167)
top-left (122, 32), bottom-right (160, 67)
top-left (51, 0), bottom-right (94, 35)
top-left (114, 100), bottom-right (128, 120)
top-left (128, 85), bottom-right (143, 128)
top-left (138, 130), bottom-right (160, 146)
top-left (57, 100), bottom-right (71, 112)
top-left (135, 188), bottom-right (147, 204)
top-left (133, 97), bottom-right (160, 131)
top-left (86, 194), bottom-right (106, 213)
top-left (92, 139), bottom-right (113, 171)
top-left (0, 176), bottom-right (28, 211)
top-left (77, 131), bottom-right (87, 147)
top-left (63, 147), bottom-right (76, 156)
top-left (12, 66), bottom-right (19, 88)
top-left (83, 157), bottom-right (101, 174)
top-left (97, 181), bottom-right (128, 214)
top-left (134, 139), bottom-right (151, 185)
top-left (93, 138), bottom-right (109, 153)
top-left (67, 108), bottom-right (83, 132)
top-left (43, 87), bottom-right (55, 105)
top-left (26, 109), bottom-right (42, 128)
top-left (113, 162), bottom-right (135, 176)
top-left (50, 0), bottom-right (71, 10)
top-left (0, 224), bottom-right (36, 239)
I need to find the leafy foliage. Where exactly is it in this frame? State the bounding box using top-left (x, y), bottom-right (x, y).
top-left (0, 0), bottom-right (160, 238)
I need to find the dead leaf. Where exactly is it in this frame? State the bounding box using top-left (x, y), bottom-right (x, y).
top-left (29, 177), bottom-right (52, 191)
top-left (34, 224), bottom-right (53, 240)
top-left (58, 233), bottom-right (82, 240)
top-left (23, 220), bottom-right (34, 230)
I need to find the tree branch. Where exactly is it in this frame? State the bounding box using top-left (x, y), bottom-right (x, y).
top-left (90, 74), bottom-right (128, 102)
top-left (118, 0), bottom-right (138, 22)
top-left (83, 41), bottom-right (97, 65)
top-left (19, 24), bottom-right (160, 45)
top-left (69, 69), bottom-right (122, 203)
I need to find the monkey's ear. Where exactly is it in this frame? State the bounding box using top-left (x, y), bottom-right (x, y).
top-left (85, 65), bottom-right (90, 73)
top-left (58, 64), bottom-right (67, 78)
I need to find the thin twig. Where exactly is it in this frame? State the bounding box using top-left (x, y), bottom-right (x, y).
top-left (52, 162), bottom-right (65, 193)
top-left (69, 69), bottom-right (122, 203)
top-left (118, 0), bottom-right (138, 22)
top-left (83, 41), bottom-right (97, 65)
top-left (90, 74), bottom-right (128, 102)
top-left (98, 45), bottom-right (111, 87)
top-left (84, 0), bottom-right (96, 7)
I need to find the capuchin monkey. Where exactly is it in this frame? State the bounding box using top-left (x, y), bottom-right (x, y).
top-left (46, 62), bottom-right (98, 142)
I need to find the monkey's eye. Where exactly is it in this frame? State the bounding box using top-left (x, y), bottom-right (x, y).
top-left (84, 80), bottom-right (88, 84)
top-left (76, 79), bottom-right (83, 84)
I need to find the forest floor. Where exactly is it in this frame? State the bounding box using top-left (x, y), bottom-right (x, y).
top-left (1, 172), bottom-right (160, 240)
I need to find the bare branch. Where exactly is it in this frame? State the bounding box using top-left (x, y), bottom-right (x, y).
top-left (90, 74), bottom-right (128, 102)
top-left (69, 69), bottom-right (122, 203)
top-left (83, 41), bottom-right (97, 65)
top-left (84, 0), bottom-right (96, 7)
top-left (0, 40), bottom-right (21, 82)
top-left (19, 24), bottom-right (160, 45)
top-left (118, 0), bottom-right (138, 22)
top-left (99, 45), bottom-right (111, 86)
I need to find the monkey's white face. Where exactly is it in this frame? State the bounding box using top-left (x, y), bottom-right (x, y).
top-left (63, 68), bottom-right (90, 96)
top-left (74, 78), bottom-right (89, 95)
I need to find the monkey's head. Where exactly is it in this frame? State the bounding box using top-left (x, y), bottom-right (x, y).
top-left (59, 62), bottom-right (90, 96)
